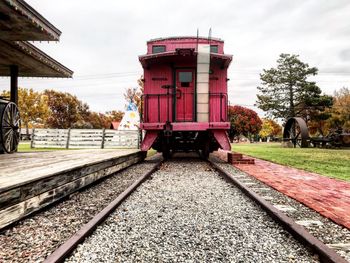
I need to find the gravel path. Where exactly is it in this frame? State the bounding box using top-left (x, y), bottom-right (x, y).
top-left (211, 155), bottom-right (350, 262)
top-left (0, 156), bottom-right (161, 263)
top-left (67, 158), bottom-right (318, 263)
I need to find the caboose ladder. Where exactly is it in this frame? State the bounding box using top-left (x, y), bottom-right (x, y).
top-left (196, 44), bottom-right (210, 122)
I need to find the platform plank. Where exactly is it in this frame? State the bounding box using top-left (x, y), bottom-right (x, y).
top-left (0, 149), bottom-right (142, 230)
top-left (0, 149), bottom-right (138, 191)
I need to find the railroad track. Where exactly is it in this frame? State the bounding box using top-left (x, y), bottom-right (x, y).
top-left (40, 155), bottom-right (347, 263)
top-left (0, 156), bottom-right (162, 262)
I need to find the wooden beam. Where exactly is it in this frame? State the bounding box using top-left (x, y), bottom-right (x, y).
top-left (10, 65), bottom-right (18, 104)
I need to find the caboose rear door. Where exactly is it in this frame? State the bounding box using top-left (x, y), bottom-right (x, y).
top-left (175, 69), bottom-right (195, 122)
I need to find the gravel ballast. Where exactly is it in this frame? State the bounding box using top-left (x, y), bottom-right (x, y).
top-left (67, 158), bottom-right (319, 262)
top-left (0, 156), bottom-right (161, 263)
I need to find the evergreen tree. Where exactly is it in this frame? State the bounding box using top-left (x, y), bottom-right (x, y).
top-left (256, 54), bottom-right (332, 121)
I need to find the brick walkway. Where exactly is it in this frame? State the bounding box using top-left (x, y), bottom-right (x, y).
top-left (215, 151), bottom-right (350, 229)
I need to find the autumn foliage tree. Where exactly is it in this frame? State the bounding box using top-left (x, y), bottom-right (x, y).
top-left (124, 76), bottom-right (144, 114)
top-left (106, 110), bottom-right (124, 122)
top-left (44, 90), bottom-right (121, 129)
top-left (307, 88), bottom-right (350, 136)
top-left (2, 87), bottom-right (130, 130)
top-left (259, 118), bottom-right (282, 139)
top-left (328, 87), bottom-right (350, 132)
top-left (44, 90), bottom-right (83, 129)
top-left (228, 105), bottom-right (262, 141)
top-left (1, 88), bottom-right (49, 136)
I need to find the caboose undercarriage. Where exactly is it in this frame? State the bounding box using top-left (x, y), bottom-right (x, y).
top-left (141, 122), bottom-right (230, 158)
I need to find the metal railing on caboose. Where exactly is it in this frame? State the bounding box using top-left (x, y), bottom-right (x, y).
top-left (141, 92), bottom-right (228, 123)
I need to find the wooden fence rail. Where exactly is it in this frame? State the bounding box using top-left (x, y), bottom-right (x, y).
top-left (31, 129), bottom-right (140, 149)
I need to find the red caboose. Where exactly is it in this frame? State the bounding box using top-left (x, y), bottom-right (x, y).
top-left (139, 36), bottom-right (232, 158)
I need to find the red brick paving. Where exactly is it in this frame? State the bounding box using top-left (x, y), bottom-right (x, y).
top-left (214, 150), bottom-right (350, 229)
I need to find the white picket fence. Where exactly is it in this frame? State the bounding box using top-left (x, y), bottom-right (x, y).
top-left (31, 128), bottom-right (140, 149)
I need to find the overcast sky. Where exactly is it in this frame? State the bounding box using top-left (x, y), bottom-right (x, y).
top-left (1, 0), bottom-right (350, 115)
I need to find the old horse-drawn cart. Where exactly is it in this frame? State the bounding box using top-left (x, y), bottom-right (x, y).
top-left (0, 98), bottom-right (20, 153)
top-left (283, 117), bottom-right (350, 148)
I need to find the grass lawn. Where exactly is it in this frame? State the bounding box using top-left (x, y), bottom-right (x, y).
top-left (18, 142), bottom-right (69, 152)
top-left (18, 142), bottom-right (157, 157)
top-left (147, 148), bottom-right (157, 157)
top-left (232, 143), bottom-right (350, 181)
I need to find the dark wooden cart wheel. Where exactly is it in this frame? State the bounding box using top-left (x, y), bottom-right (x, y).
top-left (283, 117), bottom-right (309, 148)
top-left (0, 101), bottom-right (20, 153)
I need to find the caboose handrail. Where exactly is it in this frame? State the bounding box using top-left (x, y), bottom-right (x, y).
top-left (141, 92), bottom-right (228, 123)
top-left (209, 92), bottom-right (228, 122)
top-left (141, 92), bottom-right (173, 123)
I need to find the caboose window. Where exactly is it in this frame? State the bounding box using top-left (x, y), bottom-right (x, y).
top-left (179, 72), bottom-right (192, 87)
top-left (152, 45), bottom-right (166, 53)
top-left (179, 72), bottom-right (192, 82)
top-left (210, 45), bottom-right (218, 53)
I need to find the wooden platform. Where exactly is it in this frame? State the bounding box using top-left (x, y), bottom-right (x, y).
top-left (0, 149), bottom-right (143, 230)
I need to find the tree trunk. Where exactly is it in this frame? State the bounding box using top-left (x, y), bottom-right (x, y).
top-left (25, 122), bottom-right (29, 140)
top-left (289, 85), bottom-right (295, 118)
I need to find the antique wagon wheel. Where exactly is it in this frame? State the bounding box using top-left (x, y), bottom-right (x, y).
top-left (283, 117), bottom-right (309, 148)
top-left (0, 101), bottom-right (20, 153)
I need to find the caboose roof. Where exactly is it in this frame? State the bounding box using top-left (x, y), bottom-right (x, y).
top-left (0, 0), bottom-right (61, 41)
top-left (147, 36), bottom-right (224, 43)
top-left (0, 40), bottom-right (73, 77)
top-left (139, 50), bottom-right (232, 68)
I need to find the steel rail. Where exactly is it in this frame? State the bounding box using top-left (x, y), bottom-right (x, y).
top-left (208, 160), bottom-right (347, 263)
top-left (44, 159), bottom-right (162, 263)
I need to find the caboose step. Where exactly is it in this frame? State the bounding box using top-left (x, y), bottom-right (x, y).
top-left (228, 153), bottom-right (243, 162)
top-left (227, 152), bottom-right (255, 165)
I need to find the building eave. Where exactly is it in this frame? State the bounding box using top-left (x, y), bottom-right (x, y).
top-left (0, 0), bottom-right (61, 41)
top-left (0, 40), bottom-right (73, 78)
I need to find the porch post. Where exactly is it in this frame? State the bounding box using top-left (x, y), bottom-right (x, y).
top-left (10, 65), bottom-right (19, 104)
